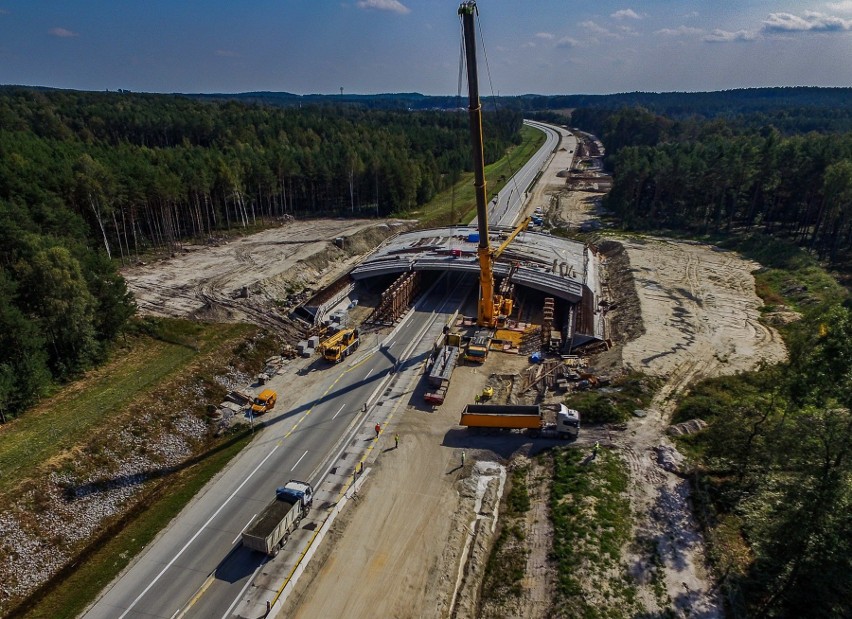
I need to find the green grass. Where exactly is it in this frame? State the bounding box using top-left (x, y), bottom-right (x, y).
top-left (15, 428), bottom-right (254, 619)
top-left (480, 466), bottom-right (532, 608)
top-left (550, 447), bottom-right (638, 618)
top-left (411, 125), bottom-right (547, 228)
top-left (0, 318), bottom-right (251, 497)
top-left (563, 372), bottom-right (659, 424)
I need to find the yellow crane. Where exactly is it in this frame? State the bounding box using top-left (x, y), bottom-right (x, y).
top-left (459, 1), bottom-right (527, 327)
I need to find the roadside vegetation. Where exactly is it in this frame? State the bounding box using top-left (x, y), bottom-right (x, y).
top-left (414, 124), bottom-right (547, 228)
top-left (480, 465), bottom-right (532, 611)
top-left (0, 317), bottom-right (279, 616)
top-left (562, 372), bottom-right (659, 424)
top-left (549, 447), bottom-right (637, 618)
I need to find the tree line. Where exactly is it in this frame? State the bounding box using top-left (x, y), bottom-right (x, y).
top-left (572, 106), bottom-right (852, 265)
top-left (0, 87), bottom-right (522, 420)
top-left (570, 105), bottom-right (852, 616)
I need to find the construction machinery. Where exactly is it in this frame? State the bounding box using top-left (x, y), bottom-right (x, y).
top-left (320, 328), bottom-right (360, 363)
top-left (459, 1), bottom-right (527, 329)
top-left (460, 403), bottom-right (580, 439)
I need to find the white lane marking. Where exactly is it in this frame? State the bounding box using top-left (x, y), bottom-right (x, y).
top-left (220, 559), bottom-right (266, 619)
top-left (170, 609), bottom-right (180, 619)
top-left (232, 514), bottom-right (257, 545)
top-left (388, 340), bottom-right (395, 348)
top-left (332, 404), bottom-right (345, 420)
top-left (366, 368), bottom-right (373, 378)
top-left (118, 444), bottom-right (281, 618)
top-left (291, 449), bottom-right (309, 471)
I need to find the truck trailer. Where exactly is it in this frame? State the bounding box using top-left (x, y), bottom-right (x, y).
top-left (241, 480), bottom-right (313, 556)
top-left (460, 403), bottom-right (580, 439)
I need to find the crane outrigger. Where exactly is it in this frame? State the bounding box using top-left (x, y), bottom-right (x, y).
top-left (458, 1), bottom-right (527, 328)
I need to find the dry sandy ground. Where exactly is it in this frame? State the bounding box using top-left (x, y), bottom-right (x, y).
top-left (122, 219), bottom-right (409, 326)
top-left (614, 237), bottom-right (787, 617)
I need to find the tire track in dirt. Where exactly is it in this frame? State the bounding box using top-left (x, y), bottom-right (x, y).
top-left (614, 237), bottom-right (787, 618)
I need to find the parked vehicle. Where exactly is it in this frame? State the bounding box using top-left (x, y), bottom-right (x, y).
top-left (251, 389), bottom-right (277, 415)
top-left (460, 403), bottom-right (580, 439)
top-left (241, 481), bottom-right (313, 556)
top-left (320, 328), bottom-right (360, 363)
top-left (464, 331), bottom-right (491, 364)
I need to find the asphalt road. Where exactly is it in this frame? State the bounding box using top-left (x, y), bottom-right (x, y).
top-left (489, 119), bottom-right (560, 227)
top-left (83, 120), bottom-right (560, 619)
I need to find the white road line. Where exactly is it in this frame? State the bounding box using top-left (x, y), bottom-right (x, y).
top-left (170, 609), bottom-right (180, 619)
top-left (332, 404), bottom-right (345, 420)
top-left (366, 368), bottom-right (373, 378)
top-left (291, 449), bottom-right (309, 471)
top-left (220, 559), bottom-right (266, 619)
top-left (232, 514), bottom-right (257, 545)
top-left (389, 340), bottom-right (395, 348)
top-left (117, 443), bottom-right (281, 619)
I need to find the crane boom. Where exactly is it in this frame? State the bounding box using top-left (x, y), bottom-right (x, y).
top-left (459, 1), bottom-right (496, 327)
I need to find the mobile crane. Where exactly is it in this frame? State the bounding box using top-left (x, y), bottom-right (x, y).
top-left (459, 1), bottom-right (527, 329)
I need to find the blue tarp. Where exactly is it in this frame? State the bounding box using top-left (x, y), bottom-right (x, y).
top-left (467, 233), bottom-right (480, 243)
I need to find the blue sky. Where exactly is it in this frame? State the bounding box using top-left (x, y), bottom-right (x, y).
top-left (1, 1), bottom-right (851, 95)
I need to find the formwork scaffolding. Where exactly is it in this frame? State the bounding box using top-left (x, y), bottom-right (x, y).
top-left (365, 271), bottom-right (422, 326)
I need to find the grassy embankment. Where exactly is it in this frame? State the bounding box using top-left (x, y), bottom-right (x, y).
top-left (412, 124), bottom-right (547, 228)
top-left (550, 447), bottom-right (638, 618)
top-left (1, 318), bottom-right (275, 618)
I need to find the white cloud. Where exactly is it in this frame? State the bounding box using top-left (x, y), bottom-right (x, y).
top-left (762, 11), bottom-right (852, 33)
top-left (556, 36), bottom-right (579, 48)
top-left (611, 9), bottom-right (641, 20)
top-left (356, 0), bottom-right (410, 15)
top-left (49, 27), bottom-right (78, 38)
top-left (703, 29), bottom-right (756, 42)
top-left (655, 25), bottom-right (703, 37)
top-left (826, 1), bottom-right (852, 13)
top-left (580, 20), bottom-right (614, 36)
top-left (535, 32), bottom-right (555, 40)
top-left (522, 41), bottom-right (536, 48)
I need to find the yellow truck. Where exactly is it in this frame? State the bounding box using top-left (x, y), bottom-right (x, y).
top-left (464, 331), bottom-right (491, 364)
top-left (251, 389), bottom-right (277, 415)
top-left (321, 328), bottom-right (360, 363)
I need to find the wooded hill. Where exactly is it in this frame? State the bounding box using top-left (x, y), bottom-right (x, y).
top-left (572, 106), bottom-right (852, 266)
top-left (0, 87), bottom-right (522, 420)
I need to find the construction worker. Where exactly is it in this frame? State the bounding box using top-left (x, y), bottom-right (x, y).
top-left (395, 433), bottom-right (400, 449)
top-left (375, 422), bottom-right (381, 438)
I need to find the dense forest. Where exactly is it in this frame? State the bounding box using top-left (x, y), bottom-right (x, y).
top-left (0, 87), bottom-right (522, 420)
top-left (571, 106), bottom-right (852, 265)
top-left (187, 86), bottom-right (852, 121)
top-left (570, 106), bottom-right (852, 616)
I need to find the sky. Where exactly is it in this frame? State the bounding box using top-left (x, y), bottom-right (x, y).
top-left (1, 1), bottom-right (852, 96)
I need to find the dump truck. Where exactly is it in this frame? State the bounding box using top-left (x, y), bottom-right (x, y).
top-left (460, 403), bottom-right (580, 439)
top-left (322, 328), bottom-right (360, 363)
top-left (464, 331), bottom-right (491, 364)
top-left (251, 389), bottom-right (277, 415)
top-left (241, 480), bottom-right (313, 556)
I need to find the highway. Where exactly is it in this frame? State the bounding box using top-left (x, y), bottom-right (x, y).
top-left (489, 119), bottom-right (561, 227)
top-left (83, 121), bottom-right (561, 619)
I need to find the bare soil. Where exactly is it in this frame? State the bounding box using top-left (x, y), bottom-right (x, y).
top-left (123, 218), bottom-right (414, 333)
